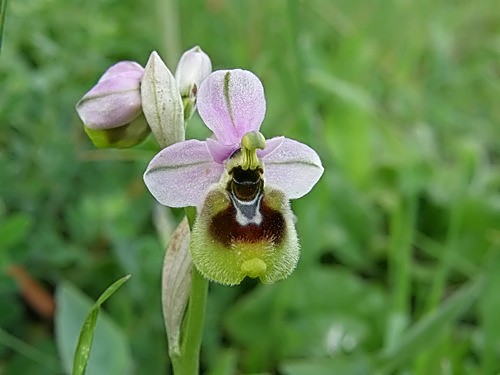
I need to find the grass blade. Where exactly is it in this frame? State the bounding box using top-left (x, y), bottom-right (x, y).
top-left (376, 277), bottom-right (483, 374)
top-left (0, 0), bottom-right (7, 53)
top-left (72, 274), bottom-right (131, 375)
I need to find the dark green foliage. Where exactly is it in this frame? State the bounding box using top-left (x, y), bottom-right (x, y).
top-left (1, 0), bottom-right (499, 374)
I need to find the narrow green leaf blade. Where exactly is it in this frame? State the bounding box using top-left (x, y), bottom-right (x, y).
top-left (0, 0), bottom-right (7, 53)
top-left (70, 274), bottom-right (131, 375)
top-left (72, 308), bottom-right (99, 375)
top-left (55, 282), bottom-right (132, 375)
top-left (56, 275), bottom-right (131, 375)
top-left (376, 277), bottom-right (482, 373)
top-left (95, 274), bottom-right (131, 306)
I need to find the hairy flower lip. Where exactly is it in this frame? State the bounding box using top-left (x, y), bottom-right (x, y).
top-left (190, 186), bottom-right (300, 285)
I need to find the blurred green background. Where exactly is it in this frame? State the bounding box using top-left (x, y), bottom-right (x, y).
top-left (1, 0), bottom-right (499, 374)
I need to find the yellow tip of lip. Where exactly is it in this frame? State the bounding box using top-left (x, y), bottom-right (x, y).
top-left (241, 258), bottom-right (267, 278)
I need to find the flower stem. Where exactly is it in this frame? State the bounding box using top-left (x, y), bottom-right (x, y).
top-left (157, 0), bottom-right (181, 67)
top-left (0, 0), bottom-right (7, 53)
top-left (177, 267), bottom-right (208, 374)
top-left (173, 206), bottom-right (208, 375)
top-left (385, 194), bottom-right (416, 350)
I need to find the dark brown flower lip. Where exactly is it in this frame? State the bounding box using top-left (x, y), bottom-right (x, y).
top-left (208, 193), bottom-right (286, 248)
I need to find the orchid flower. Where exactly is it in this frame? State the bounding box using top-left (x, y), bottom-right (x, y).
top-left (144, 69), bottom-right (324, 285)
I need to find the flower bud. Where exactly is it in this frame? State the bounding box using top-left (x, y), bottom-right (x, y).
top-left (141, 51), bottom-right (184, 148)
top-left (77, 61), bottom-right (144, 129)
top-left (76, 61), bottom-right (149, 148)
top-left (175, 46), bottom-right (212, 120)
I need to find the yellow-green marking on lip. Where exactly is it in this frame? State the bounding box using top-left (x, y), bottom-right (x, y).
top-left (241, 257), bottom-right (267, 278)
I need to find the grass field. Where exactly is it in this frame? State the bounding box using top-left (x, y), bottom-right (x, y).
top-left (1, 0), bottom-right (499, 374)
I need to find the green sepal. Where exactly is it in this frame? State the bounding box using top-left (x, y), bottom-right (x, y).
top-left (84, 114), bottom-right (150, 148)
top-left (182, 96), bottom-right (195, 121)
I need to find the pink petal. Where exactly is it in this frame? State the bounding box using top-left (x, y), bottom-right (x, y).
top-left (100, 61), bottom-right (144, 81)
top-left (143, 140), bottom-right (224, 207)
top-left (262, 138), bottom-right (324, 199)
top-left (206, 138), bottom-right (238, 164)
top-left (77, 62), bottom-right (144, 130)
top-left (206, 135), bottom-right (285, 164)
top-left (76, 78), bottom-right (142, 130)
top-left (197, 69), bottom-right (266, 145)
top-left (257, 136), bottom-right (284, 158)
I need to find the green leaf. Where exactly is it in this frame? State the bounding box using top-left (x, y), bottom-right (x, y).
top-left (281, 355), bottom-right (372, 375)
top-left (376, 277), bottom-right (483, 373)
top-left (206, 348), bottom-right (238, 375)
top-left (478, 252), bottom-right (500, 374)
top-left (0, 213), bottom-right (32, 251)
top-left (0, 0), bottom-right (7, 53)
top-left (161, 218), bottom-right (192, 357)
top-left (55, 276), bottom-right (132, 375)
top-left (306, 69), bottom-right (375, 113)
top-left (94, 274), bottom-right (131, 306)
top-left (72, 308), bottom-right (99, 375)
top-left (225, 267), bottom-right (386, 371)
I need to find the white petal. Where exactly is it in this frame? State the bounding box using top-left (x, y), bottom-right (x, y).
top-left (143, 140), bottom-right (223, 207)
top-left (175, 46), bottom-right (212, 97)
top-left (262, 138), bottom-right (324, 199)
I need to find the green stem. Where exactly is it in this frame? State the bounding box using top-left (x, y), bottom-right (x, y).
top-left (172, 206), bottom-right (209, 375)
top-left (424, 200), bottom-right (462, 312)
top-left (287, 0), bottom-right (319, 143)
top-left (0, 328), bottom-right (60, 372)
top-left (0, 0), bottom-right (8, 53)
top-left (385, 194), bottom-right (416, 350)
top-left (177, 267), bottom-right (209, 374)
top-left (157, 0), bottom-right (181, 67)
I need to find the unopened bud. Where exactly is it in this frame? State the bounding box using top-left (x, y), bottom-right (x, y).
top-left (76, 61), bottom-right (149, 148)
top-left (76, 62), bottom-right (144, 130)
top-left (175, 46), bottom-right (212, 120)
top-left (141, 51), bottom-right (184, 148)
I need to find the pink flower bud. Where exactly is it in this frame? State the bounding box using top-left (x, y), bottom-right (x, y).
top-left (76, 61), bottom-right (144, 130)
